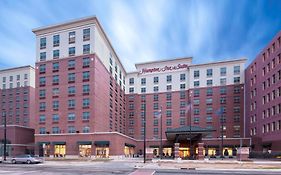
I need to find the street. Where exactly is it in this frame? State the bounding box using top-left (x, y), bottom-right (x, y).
top-left (1, 160), bottom-right (281, 175)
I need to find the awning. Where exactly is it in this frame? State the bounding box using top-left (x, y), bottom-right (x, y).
top-left (77, 141), bottom-right (92, 145)
top-left (37, 142), bottom-right (50, 145)
top-left (165, 126), bottom-right (215, 141)
top-left (125, 143), bottom-right (135, 147)
top-left (94, 141), bottom-right (110, 146)
top-left (52, 141), bottom-right (66, 145)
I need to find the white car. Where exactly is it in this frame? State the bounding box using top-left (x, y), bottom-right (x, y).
top-left (11, 155), bottom-right (43, 164)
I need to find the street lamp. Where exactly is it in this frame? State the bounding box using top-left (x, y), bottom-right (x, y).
top-left (216, 106), bottom-right (224, 159)
top-left (159, 106), bottom-right (163, 159)
top-left (2, 111), bottom-right (7, 161)
top-left (143, 101), bottom-right (146, 163)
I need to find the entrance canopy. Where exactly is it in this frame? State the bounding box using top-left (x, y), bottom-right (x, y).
top-left (165, 126), bottom-right (215, 142)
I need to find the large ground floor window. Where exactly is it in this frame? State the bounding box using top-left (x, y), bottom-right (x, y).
top-left (179, 147), bottom-right (190, 158)
top-left (79, 145), bottom-right (91, 157)
top-left (43, 144), bottom-right (50, 157)
top-left (124, 146), bottom-right (134, 157)
top-left (54, 145), bottom-right (66, 157)
top-left (96, 147), bottom-right (109, 158)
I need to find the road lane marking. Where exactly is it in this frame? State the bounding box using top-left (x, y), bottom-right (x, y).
top-left (129, 169), bottom-right (155, 175)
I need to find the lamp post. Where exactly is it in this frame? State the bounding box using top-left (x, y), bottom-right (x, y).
top-left (216, 106), bottom-right (224, 159)
top-left (160, 106), bottom-right (163, 159)
top-left (2, 111), bottom-right (7, 161)
top-left (187, 101), bottom-right (192, 159)
top-left (143, 102), bottom-right (146, 163)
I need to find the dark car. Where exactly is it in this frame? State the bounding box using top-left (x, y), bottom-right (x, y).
top-left (11, 154), bottom-right (43, 164)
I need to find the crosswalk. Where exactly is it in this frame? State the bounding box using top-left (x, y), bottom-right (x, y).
top-left (129, 169), bottom-right (155, 175)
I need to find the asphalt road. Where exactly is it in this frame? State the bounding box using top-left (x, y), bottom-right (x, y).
top-left (1, 161), bottom-right (281, 175)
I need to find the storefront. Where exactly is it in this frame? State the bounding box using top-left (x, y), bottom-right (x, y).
top-left (53, 141), bottom-right (66, 157)
top-left (38, 142), bottom-right (51, 157)
top-left (94, 141), bottom-right (110, 158)
top-left (150, 146), bottom-right (173, 158)
top-left (124, 143), bottom-right (135, 157)
top-left (77, 141), bottom-right (92, 157)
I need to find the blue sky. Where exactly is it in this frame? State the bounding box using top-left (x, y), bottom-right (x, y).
top-left (0, 0), bottom-right (281, 72)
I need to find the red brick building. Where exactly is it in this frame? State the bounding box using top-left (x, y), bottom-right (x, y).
top-left (245, 31), bottom-right (281, 153)
top-left (0, 66), bottom-right (35, 156)
top-left (31, 16), bottom-right (251, 159)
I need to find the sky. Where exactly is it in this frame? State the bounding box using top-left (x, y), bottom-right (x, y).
top-left (0, 0), bottom-right (281, 72)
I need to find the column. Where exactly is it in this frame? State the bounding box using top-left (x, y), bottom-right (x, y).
top-left (174, 143), bottom-right (180, 159)
top-left (198, 142), bottom-right (204, 160)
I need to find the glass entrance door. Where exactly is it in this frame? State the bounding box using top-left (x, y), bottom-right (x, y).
top-left (179, 147), bottom-right (190, 158)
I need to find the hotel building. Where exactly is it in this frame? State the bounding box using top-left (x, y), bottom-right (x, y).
top-left (126, 57), bottom-right (250, 158)
top-left (32, 16), bottom-right (251, 158)
top-left (246, 31), bottom-right (281, 153)
top-left (0, 66), bottom-right (35, 156)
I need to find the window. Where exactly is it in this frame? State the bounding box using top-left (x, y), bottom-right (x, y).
top-left (68, 113), bottom-right (76, 121)
top-left (167, 101), bottom-right (172, 108)
top-left (154, 77), bottom-right (159, 84)
top-left (39, 64), bottom-right (46, 73)
top-left (141, 78), bottom-right (146, 85)
top-left (129, 78), bottom-right (134, 85)
top-left (194, 70), bottom-right (200, 78)
top-left (153, 94), bottom-right (159, 101)
top-left (83, 98), bottom-right (90, 107)
top-left (83, 28), bottom-right (90, 41)
top-left (194, 89), bottom-right (200, 96)
top-left (193, 99), bottom-right (200, 105)
top-left (220, 87), bottom-right (227, 94)
top-left (220, 97), bottom-right (226, 104)
top-left (206, 88), bottom-right (213, 96)
top-left (180, 74), bottom-right (186, 81)
top-left (52, 127), bottom-right (60, 134)
top-left (53, 114), bottom-right (59, 122)
top-left (52, 100), bottom-right (59, 110)
top-left (52, 75), bottom-right (59, 84)
top-left (153, 103), bottom-right (159, 110)
top-left (40, 52), bottom-right (46, 61)
top-left (52, 88), bottom-right (59, 96)
top-left (53, 62), bottom-right (59, 71)
top-left (82, 112), bottom-right (90, 120)
top-left (206, 107), bottom-right (213, 114)
top-left (83, 126), bottom-right (90, 133)
top-left (83, 84), bottom-right (90, 94)
top-left (234, 96), bottom-right (240, 103)
top-left (141, 87), bottom-right (146, 93)
top-left (24, 74), bottom-right (28, 79)
top-left (69, 31), bottom-right (75, 43)
top-left (39, 89), bottom-right (46, 98)
top-left (40, 37), bottom-right (46, 49)
top-left (83, 71), bottom-right (90, 80)
top-left (206, 116), bottom-right (212, 123)
top-left (166, 93), bottom-right (172, 100)
top-left (220, 78), bottom-right (226, 85)
top-left (194, 81), bottom-right (199, 87)
top-left (69, 47), bottom-right (75, 56)
top-left (207, 80), bottom-right (213, 86)
top-left (83, 44), bottom-right (90, 54)
top-left (234, 86), bottom-right (240, 93)
top-left (68, 59), bottom-right (76, 69)
top-left (234, 77), bottom-right (240, 83)
top-left (206, 98), bottom-right (213, 105)
top-left (39, 77), bottom-right (46, 86)
top-left (53, 50), bottom-right (59, 59)
top-left (83, 57), bottom-right (90, 67)
top-left (39, 115), bottom-right (46, 122)
top-left (206, 69), bottom-right (213, 77)
top-left (68, 126), bottom-right (76, 133)
top-left (68, 99), bottom-right (76, 108)
top-left (167, 75), bottom-right (172, 82)
top-left (220, 67), bottom-right (226, 76)
top-left (194, 108), bottom-right (199, 115)
top-left (180, 91), bottom-right (186, 99)
top-left (153, 86), bottom-right (159, 92)
top-left (39, 102), bottom-right (46, 111)
top-left (180, 84), bottom-right (186, 89)
top-left (39, 127), bottom-right (46, 134)
top-left (166, 119), bottom-right (172, 126)
top-left (53, 35), bottom-right (60, 47)
top-left (68, 86), bottom-right (76, 95)
top-left (180, 101), bottom-right (186, 108)
top-left (234, 66), bottom-right (240, 74)
top-left (194, 117), bottom-right (200, 123)
top-left (167, 85), bottom-right (172, 91)
top-left (2, 77), bottom-right (6, 83)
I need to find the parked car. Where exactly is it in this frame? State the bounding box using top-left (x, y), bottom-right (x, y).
top-left (11, 155), bottom-right (43, 164)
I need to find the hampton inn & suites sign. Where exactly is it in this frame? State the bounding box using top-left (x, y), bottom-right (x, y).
top-left (139, 64), bottom-right (188, 74)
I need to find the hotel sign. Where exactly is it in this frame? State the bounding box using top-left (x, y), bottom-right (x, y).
top-left (139, 64), bottom-right (188, 74)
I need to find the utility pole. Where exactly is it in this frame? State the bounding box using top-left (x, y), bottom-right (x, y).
top-left (143, 102), bottom-right (146, 163)
top-left (2, 111), bottom-right (7, 161)
top-left (160, 106), bottom-right (163, 159)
